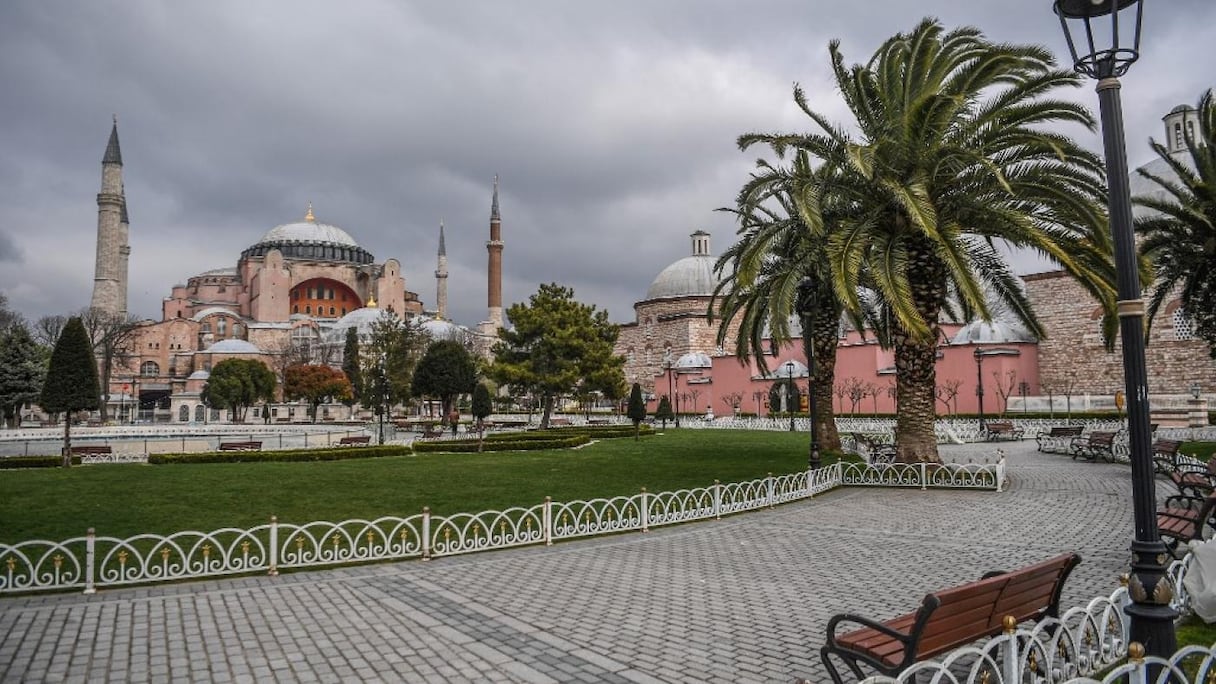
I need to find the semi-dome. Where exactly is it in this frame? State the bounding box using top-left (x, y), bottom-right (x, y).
top-left (327, 306), bottom-right (396, 341)
top-left (204, 339), bottom-right (264, 354)
top-left (241, 205), bottom-right (375, 265)
top-left (950, 319), bottom-right (1035, 345)
top-left (645, 230), bottom-right (721, 300)
top-left (772, 359), bottom-right (808, 377)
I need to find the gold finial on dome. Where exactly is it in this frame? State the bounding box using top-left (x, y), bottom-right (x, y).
top-left (367, 294), bottom-right (377, 308)
top-left (305, 202), bottom-right (315, 222)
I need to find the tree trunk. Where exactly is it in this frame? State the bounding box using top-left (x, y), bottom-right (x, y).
top-left (540, 394), bottom-right (554, 429)
top-left (893, 236), bottom-right (948, 464)
top-left (61, 416), bottom-right (72, 468)
top-left (809, 296), bottom-right (842, 451)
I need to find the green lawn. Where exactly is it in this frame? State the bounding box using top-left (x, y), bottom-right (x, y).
top-left (0, 430), bottom-right (844, 543)
top-left (1184, 441), bottom-right (1216, 461)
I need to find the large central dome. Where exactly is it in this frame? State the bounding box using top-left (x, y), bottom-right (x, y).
top-left (241, 205), bottom-right (374, 264)
top-left (645, 231), bottom-right (721, 300)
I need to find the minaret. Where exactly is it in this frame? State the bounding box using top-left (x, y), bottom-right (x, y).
top-left (91, 116), bottom-right (128, 316)
top-left (435, 221), bottom-right (448, 320)
top-left (1162, 104), bottom-right (1202, 156)
top-left (486, 175), bottom-right (504, 329)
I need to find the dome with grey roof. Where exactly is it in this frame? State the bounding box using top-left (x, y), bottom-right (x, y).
top-left (674, 352), bottom-right (713, 369)
top-left (205, 339), bottom-right (264, 354)
top-left (327, 307), bottom-right (396, 341)
top-left (645, 231), bottom-right (722, 300)
top-left (242, 206), bottom-right (375, 265)
top-left (420, 317), bottom-right (467, 340)
top-left (950, 319), bottom-right (1035, 345)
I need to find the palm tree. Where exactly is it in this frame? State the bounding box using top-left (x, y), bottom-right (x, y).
top-left (1136, 90), bottom-right (1216, 358)
top-left (744, 19), bottom-right (1116, 462)
top-left (713, 150), bottom-right (870, 452)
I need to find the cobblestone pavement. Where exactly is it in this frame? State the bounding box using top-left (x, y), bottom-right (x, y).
top-left (0, 441), bottom-right (1161, 682)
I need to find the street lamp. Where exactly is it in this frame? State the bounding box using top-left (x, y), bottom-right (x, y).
top-left (1055, 0), bottom-right (1175, 658)
top-left (973, 347), bottom-right (1020, 430)
top-left (1191, 381), bottom-right (1202, 401)
top-left (778, 361), bottom-right (798, 432)
top-left (121, 382), bottom-right (129, 425)
top-left (663, 350), bottom-right (679, 428)
top-left (377, 357), bottom-right (387, 445)
top-left (797, 277), bottom-right (821, 469)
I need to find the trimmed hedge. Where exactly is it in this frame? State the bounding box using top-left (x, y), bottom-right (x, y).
top-left (412, 434), bottom-right (590, 453)
top-left (0, 455), bottom-right (81, 469)
top-left (148, 445), bottom-right (411, 465)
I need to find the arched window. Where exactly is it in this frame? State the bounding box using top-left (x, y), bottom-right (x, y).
top-left (141, 361), bottom-right (160, 377)
top-left (179, 405), bottom-right (190, 422)
top-left (1175, 123), bottom-right (1184, 147)
top-left (195, 405), bottom-right (205, 422)
top-left (217, 318), bottom-right (227, 337)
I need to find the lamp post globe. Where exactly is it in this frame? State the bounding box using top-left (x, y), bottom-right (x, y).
top-left (1054, 0), bottom-right (1176, 658)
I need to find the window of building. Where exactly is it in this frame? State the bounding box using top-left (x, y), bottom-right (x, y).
top-left (329, 306), bottom-right (336, 316)
top-left (217, 318), bottom-right (227, 337)
top-left (141, 361), bottom-right (160, 377)
top-left (1175, 123), bottom-right (1184, 148)
top-left (1174, 308), bottom-right (1196, 341)
top-left (195, 405), bottom-right (205, 422)
top-left (293, 305), bottom-right (299, 314)
top-left (179, 406), bottom-right (189, 422)
top-left (305, 305), bottom-right (311, 314)
top-left (1187, 120), bottom-right (1196, 144)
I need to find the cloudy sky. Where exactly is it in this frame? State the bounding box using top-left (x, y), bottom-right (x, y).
top-left (2, 1), bottom-right (1213, 329)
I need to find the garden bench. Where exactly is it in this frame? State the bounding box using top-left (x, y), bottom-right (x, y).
top-left (337, 435), bottom-right (370, 446)
top-left (1035, 426), bottom-right (1083, 454)
top-left (1070, 431), bottom-right (1116, 462)
top-left (218, 441), bottom-right (262, 452)
top-left (588, 419), bottom-right (610, 425)
top-left (549, 418), bottom-right (570, 426)
top-left (420, 427), bottom-right (444, 439)
top-left (1151, 439), bottom-right (1185, 473)
top-left (820, 553), bottom-right (1081, 683)
top-left (69, 445), bottom-right (112, 456)
top-left (849, 433), bottom-right (897, 465)
top-left (983, 421), bottom-right (1024, 441)
top-left (1163, 454), bottom-right (1216, 507)
top-left (1158, 494), bottom-right (1216, 555)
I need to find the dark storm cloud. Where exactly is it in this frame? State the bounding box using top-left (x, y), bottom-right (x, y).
top-left (1, 1), bottom-right (1213, 327)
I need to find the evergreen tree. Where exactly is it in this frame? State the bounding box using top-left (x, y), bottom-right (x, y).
top-left (40, 317), bottom-right (100, 466)
top-left (626, 382), bottom-right (646, 440)
top-left (471, 382), bottom-right (493, 451)
top-left (412, 339), bottom-right (478, 421)
top-left (655, 395), bottom-right (674, 429)
top-left (205, 358), bottom-right (276, 423)
top-left (489, 283), bottom-right (626, 428)
top-left (0, 324), bottom-right (42, 429)
top-left (342, 326), bottom-right (361, 406)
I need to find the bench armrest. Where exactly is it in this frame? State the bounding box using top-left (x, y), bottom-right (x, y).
top-left (824, 612), bottom-right (914, 648)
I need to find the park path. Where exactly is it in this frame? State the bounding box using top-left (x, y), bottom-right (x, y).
top-left (0, 441), bottom-right (1148, 683)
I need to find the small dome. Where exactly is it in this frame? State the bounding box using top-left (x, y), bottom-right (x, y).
top-left (327, 307), bottom-right (396, 341)
top-left (187, 370), bottom-right (210, 380)
top-left (772, 359), bottom-right (808, 377)
top-left (675, 352), bottom-right (713, 369)
top-left (950, 319), bottom-right (1035, 345)
top-left (205, 339), bottom-right (264, 354)
top-left (421, 318), bottom-right (466, 340)
top-left (646, 256), bottom-right (718, 300)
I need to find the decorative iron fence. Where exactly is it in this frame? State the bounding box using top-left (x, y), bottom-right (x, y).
top-left (859, 554), bottom-right (1200, 684)
top-left (0, 459), bottom-right (1002, 595)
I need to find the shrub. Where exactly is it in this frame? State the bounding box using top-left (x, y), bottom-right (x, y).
top-left (147, 445), bottom-right (410, 465)
top-left (412, 434), bottom-right (590, 453)
top-left (0, 455), bottom-right (81, 469)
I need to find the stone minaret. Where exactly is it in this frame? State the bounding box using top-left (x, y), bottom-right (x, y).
top-left (435, 221), bottom-right (448, 320)
top-left (91, 117), bottom-right (129, 316)
top-left (1162, 104), bottom-right (1203, 155)
top-left (486, 175), bottom-right (504, 329)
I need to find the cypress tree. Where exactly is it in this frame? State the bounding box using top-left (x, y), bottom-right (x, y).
top-left (40, 317), bottom-right (99, 466)
top-left (472, 382), bottom-right (492, 452)
top-left (626, 382), bottom-right (646, 440)
top-left (342, 326), bottom-right (361, 408)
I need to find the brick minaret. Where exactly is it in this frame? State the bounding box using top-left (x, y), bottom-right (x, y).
top-left (486, 175), bottom-right (504, 329)
top-left (91, 116), bottom-right (128, 316)
top-left (435, 221), bottom-right (448, 320)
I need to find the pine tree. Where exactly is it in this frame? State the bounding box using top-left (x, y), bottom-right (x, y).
top-left (655, 395), bottom-right (674, 429)
top-left (40, 317), bottom-right (100, 466)
top-left (342, 326), bottom-right (361, 407)
top-left (0, 324), bottom-right (43, 429)
top-left (626, 382), bottom-right (646, 440)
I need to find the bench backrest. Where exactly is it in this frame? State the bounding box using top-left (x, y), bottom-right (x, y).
top-left (1051, 427), bottom-right (1083, 436)
top-left (987, 422), bottom-right (1014, 432)
top-left (911, 553), bottom-right (1080, 660)
top-left (70, 445), bottom-right (111, 454)
top-left (1153, 439), bottom-right (1183, 455)
top-left (1088, 432), bottom-right (1115, 445)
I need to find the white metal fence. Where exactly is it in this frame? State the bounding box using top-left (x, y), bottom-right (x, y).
top-left (0, 459), bottom-right (1002, 595)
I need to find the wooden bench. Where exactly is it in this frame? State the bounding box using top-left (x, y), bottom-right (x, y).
top-left (1158, 494), bottom-right (1216, 555)
top-left (820, 553), bottom-right (1081, 683)
top-left (1151, 439), bottom-right (1185, 474)
top-left (1164, 454), bottom-right (1216, 507)
top-left (984, 421), bottom-right (1024, 441)
top-left (849, 433), bottom-right (897, 465)
top-left (69, 445), bottom-right (112, 456)
top-left (1071, 431), bottom-right (1116, 462)
top-left (588, 419), bottom-right (610, 425)
top-left (419, 427), bottom-right (444, 439)
top-left (337, 435), bottom-right (371, 446)
top-left (1035, 426), bottom-right (1083, 454)
top-left (218, 441), bottom-right (262, 452)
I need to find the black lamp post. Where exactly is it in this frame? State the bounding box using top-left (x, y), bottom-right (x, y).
top-left (1055, 0), bottom-right (1176, 657)
top-left (973, 348), bottom-right (987, 431)
top-left (797, 277), bottom-right (821, 469)
top-left (377, 358), bottom-right (387, 446)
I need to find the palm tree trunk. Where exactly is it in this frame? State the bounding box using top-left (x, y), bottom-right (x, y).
top-left (810, 295), bottom-right (843, 451)
top-left (894, 237), bottom-right (947, 464)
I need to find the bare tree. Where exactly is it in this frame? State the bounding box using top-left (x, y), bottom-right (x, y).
top-left (1040, 380), bottom-right (1057, 419)
top-left (935, 384), bottom-right (953, 415)
top-left (843, 377), bottom-right (866, 415)
top-left (752, 389), bottom-right (766, 416)
top-left (1060, 371), bottom-right (1079, 421)
top-left (886, 381), bottom-right (898, 414)
top-left (935, 379), bottom-right (962, 416)
top-left (834, 382), bottom-right (847, 413)
top-left (720, 391), bottom-right (744, 415)
top-left (992, 370), bottom-right (1018, 417)
top-left (686, 388), bottom-right (702, 413)
top-left (34, 315), bottom-right (69, 348)
top-left (78, 307), bottom-right (140, 422)
top-left (865, 382), bottom-right (880, 414)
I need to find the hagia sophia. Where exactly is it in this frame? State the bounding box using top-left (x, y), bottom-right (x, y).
top-left (86, 102), bottom-right (1214, 424)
